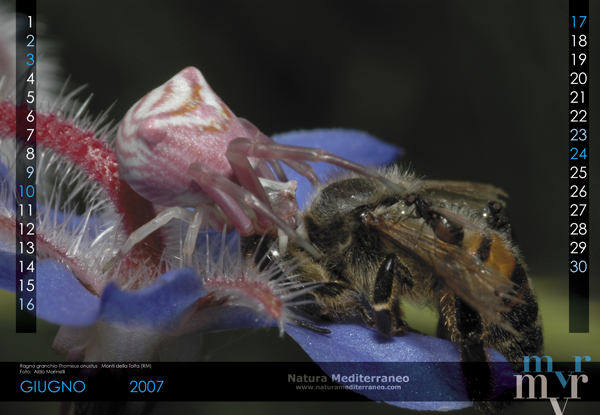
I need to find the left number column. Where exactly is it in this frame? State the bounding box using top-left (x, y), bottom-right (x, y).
top-left (16, 3), bottom-right (37, 333)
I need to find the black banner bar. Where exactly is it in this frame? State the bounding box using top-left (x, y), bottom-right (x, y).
top-left (5, 361), bottom-right (599, 402)
top-left (568, 0), bottom-right (589, 333)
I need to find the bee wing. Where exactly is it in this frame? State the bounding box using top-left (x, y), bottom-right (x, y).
top-left (369, 216), bottom-right (517, 330)
top-left (427, 205), bottom-right (484, 232)
top-left (419, 180), bottom-right (508, 209)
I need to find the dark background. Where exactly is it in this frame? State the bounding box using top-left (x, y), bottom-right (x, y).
top-left (36, 0), bottom-right (599, 278)
top-left (1, 1), bottom-right (599, 414)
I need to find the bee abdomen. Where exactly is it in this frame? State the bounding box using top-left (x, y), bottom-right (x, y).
top-left (467, 232), bottom-right (522, 282)
top-left (475, 232), bottom-right (538, 305)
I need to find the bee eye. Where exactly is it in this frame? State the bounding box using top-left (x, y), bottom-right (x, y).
top-left (490, 201), bottom-right (503, 212)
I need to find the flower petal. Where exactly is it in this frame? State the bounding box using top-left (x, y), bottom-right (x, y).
top-left (99, 266), bottom-right (206, 331)
top-left (286, 322), bottom-right (519, 410)
top-left (0, 250), bottom-right (16, 292)
top-left (37, 259), bottom-right (102, 325)
top-left (1, 252), bottom-right (207, 330)
top-left (182, 304), bottom-right (277, 334)
top-left (272, 129), bottom-right (402, 207)
top-left (0, 256), bottom-right (102, 325)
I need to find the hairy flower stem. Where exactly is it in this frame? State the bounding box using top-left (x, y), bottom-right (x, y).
top-left (0, 100), bottom-right (166, 285)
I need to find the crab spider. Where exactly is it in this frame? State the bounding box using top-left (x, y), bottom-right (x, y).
top-left (106, 67), bottom-right (403, 270)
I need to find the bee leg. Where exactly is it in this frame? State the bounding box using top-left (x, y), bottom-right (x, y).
top-left (290, 281), bottom-right (351, 331)
top-left (291, 318), bottom-right (331, 334)
top-left (456, 298), bottom-right (492, 399)
top-left (439, 294), bottom-right (495, 413)
top-left (361, 254), bottom-right (414, 338)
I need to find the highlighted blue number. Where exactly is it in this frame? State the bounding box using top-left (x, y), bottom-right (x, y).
top-left (572, 16), bottom-right (587, 28)
top-left (570, 147), bottom-right (587, 160)
top-left (19, 185), bottom-right (35, 197)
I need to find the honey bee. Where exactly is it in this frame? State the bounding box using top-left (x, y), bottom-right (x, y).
top-left (243, 166), bottom-right (543, 411)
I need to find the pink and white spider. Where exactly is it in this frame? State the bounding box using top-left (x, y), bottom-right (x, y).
top-left (105, 67), bottom-right (401, 269)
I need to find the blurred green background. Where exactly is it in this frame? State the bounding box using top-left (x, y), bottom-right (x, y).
top-left (1, 0), bottom-right (598, 414)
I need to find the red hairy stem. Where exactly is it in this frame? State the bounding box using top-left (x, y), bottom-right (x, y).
top-left (0, 99), bottom-right (165, 274)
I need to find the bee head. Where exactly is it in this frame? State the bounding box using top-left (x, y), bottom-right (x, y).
top-left (303, 178), bottom-right (403, 261)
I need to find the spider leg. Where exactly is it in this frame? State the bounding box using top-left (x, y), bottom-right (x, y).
top-left (188, 162), bottom-right (321, 259)
top-left (190, 179), bottom-right (255, 236)
top-left (238, 118), bottom-right (321, 186)
top-left (227, 128), bottom-right (302, 231)
top-left (253, 158), bottom-right (279, 181)
top-left (280, 159), bottom-right (321, 186)
top-left (237, 118), bottom-right (289, 182)
top-left (103, 207), bottom-right (194, 271)
top-left (266, 158), bottom-right (289, 182)
top-left (227, 137), bottom-right (406, 195)
top-left (226, 142), bottom-right (277, 232)
top-left (181, 204), bottom-right (227, 268)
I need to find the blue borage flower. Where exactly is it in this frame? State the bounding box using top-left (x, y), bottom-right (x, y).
top-left (0, 129), bottom-right (519, 409)
top-left (0, 129), bottom-right (401, 336)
